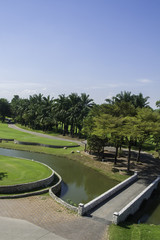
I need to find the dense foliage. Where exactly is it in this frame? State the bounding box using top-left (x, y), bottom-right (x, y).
top-left (83, 92), bottom-right (160, 171)
top-left (3, 93), bottom-right (94, 137)
top-left (1, 91), bottom-right (160, 172)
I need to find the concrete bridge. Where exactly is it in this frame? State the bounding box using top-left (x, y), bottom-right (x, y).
top-left (78, 174), bottom-right (160, 225)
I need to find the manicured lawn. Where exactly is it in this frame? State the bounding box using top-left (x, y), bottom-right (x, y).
top-left (0, 123), bottom-right (127, 182)
top-left (0, 155), bottom-right (52, 185)
top-left (108, 223), bottom-right (160, 240)
top-left (0, 123), bottom-right (78, 146)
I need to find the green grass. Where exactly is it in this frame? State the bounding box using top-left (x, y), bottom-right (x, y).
top-left (0, 123), bottom-right (127, 182)
top-left (108, 223), bottom-right (160, 240)
top-left (0, 123), bottom-right (78, 146)
top-left (0, 141), bottom-right (84, 155)
top-left (0, 155), bottom-right (52, 185)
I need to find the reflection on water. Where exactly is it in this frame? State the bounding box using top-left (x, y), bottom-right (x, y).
top-left (0, 148), bottom-right (119, 204)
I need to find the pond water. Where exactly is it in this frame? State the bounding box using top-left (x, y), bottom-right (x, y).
top-left (0, 148), bottom-right (119, 205)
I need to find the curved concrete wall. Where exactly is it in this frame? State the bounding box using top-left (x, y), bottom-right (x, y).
top-left (0, 138), bottom-right (14, 142)
top-left (0, 170), bottom-right (61, 199)
top-left (0, 159), bottom-right (55, 194)
top-left (49, 172), bottom-right (78, 212)
top-left (49, 171), bottom-right (62, 195)
top-left (0, 188), bottom-right (49, 199)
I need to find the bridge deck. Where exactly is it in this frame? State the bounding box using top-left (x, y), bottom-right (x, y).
top-left (87, 178), bottom-right (152, 222)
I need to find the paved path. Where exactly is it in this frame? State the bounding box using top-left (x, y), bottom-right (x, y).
top-left (88, 177), bottom-right (152, 223)
top-left (0, 216), bottom-right (67, 240)
top-left (0, 196), bottom-right (108, 240)
top-left (8, 124), bottom-right (83, 145)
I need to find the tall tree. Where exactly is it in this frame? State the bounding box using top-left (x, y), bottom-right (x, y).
top-left (54, 94), bottom-right (70, 135)
top-left (0, 98), bottom-right (11, 122)
top-left (106, 91), bottom-right (150, 108)
top-left (68, 93), bottom-right (81, 136)
top-left (121, 116), bottom-right (138, 172)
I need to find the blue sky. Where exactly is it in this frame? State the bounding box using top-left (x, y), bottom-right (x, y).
top-left (0, 0), bottom-right (160, 108)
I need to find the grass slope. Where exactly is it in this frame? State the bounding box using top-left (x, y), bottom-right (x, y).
top-left (0, 123), bottom-right (78, 146)
top-left (0, 155), bottom-right (52, 185)
top-left (109, 223), bottom-right (160, 240)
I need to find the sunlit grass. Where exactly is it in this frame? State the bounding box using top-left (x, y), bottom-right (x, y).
top-left (0, 155), bottom-right (52, 185)
top-left (0, 123), bottom-right (78, 146)
top-left (108, 223), bottom-right (160, 240)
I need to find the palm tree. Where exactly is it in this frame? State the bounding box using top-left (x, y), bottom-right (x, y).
top-left (132, 93), bottom-right (150, 108)
top-left (54, 94), bottom-right (70, 135)
top-left (77, 93), bottom-right (94, 136)
top-left (68, 93), bottom-right (81, 136)
top-left (106, 91), bottom-right (150, 109)
top-left (39, 95), bottom-right (55, 131)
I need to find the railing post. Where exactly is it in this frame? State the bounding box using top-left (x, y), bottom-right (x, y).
top-left (113, 212), bottom-right (119, 225)
top-left (78, 203), bottom-right (84, 216)
top-left (134, 171), bottom-right (138, 176)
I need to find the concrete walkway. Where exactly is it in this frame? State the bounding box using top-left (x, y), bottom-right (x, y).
top-left (0, 216), bottom-right (67, 240)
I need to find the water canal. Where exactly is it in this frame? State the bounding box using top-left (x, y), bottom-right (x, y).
top-left (0, 148), bottom-right (119, 205)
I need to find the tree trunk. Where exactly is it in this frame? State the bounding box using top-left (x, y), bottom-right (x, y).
top-left (127, 144), bottom-right (131, 172)
top-left (101, 146), bottom-right (105, 159)
top-left (84, 143), bottom-right (87, 152)
top-left (63, 123), bottom-right (65, 136)
top-left (137, 145), bottom-right (142, 162)
top-left (114, 145), bottom-right (118, 165)
top-left (55, 122), bottom-right (58, 132)
top-left (70, 122), bottom-right (74, 137)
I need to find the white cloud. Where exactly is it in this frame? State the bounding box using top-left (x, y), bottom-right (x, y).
top-left (86, 83), bottom-right (121, 90)
top-left (0, 80), bottom-right (49, 100)
top-left (19, 89), bottom-right (38, 95)
top-left (137, 79), bottom-right (152, 83)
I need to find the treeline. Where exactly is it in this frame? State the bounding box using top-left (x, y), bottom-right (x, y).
top-left (0, 93), bottom-right (94, 137)
top-left (83, 91), bottom-right (160, 171)
top-left (1, 91), bottom-right (160, 170)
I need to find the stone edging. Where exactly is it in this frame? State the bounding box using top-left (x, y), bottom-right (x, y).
top-left (113, 176), bottom-right (160, 224)
top-left (0, 188), bottom-right (49, 199)
top-left (78, 172), bottom-right (138, 216)
top-left (0, 158), bottom-right (55, 194)
top-left (0, 138), bottom-right (14, 142)
top-left (49, 172), bottom-right (78, 213)
top-left (0, 173), bottom-right (62, 199)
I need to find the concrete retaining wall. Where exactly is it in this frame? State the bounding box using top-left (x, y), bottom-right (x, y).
top-left (0, 188), bottom-right (49, 199)
top-left (0, 160), bottom-right (55, 194)
top-left (113, 176), bottom-right (160, 224)
top-left (0, 138), bottom-right (14, 142)
top-left (78, 172), bottom-right (138, 216)
top-left (49, 171), bottom-right (62, 195)
top-left (49, 172), bottom-right (78, 213)
top-left (0, 170), bottom-right (62, 199)
top-left (14, 140), bottom-right (80, 148)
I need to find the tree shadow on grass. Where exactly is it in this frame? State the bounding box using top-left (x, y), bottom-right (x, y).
top-left (0, 172), bottom-right (8, 181)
